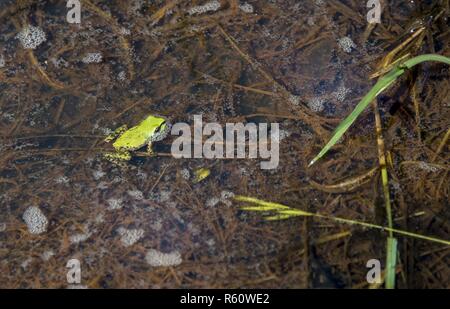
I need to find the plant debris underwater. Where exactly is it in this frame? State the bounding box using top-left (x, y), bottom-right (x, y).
top-left (0, 0), bottom-right (449, 288)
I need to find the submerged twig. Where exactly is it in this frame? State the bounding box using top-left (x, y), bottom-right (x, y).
top-left (431, 128), bottom-right (450, 162)
top-left (27, 50), bottom-right (65, 89)
top-left (309, 166), bottom-right (378, 193)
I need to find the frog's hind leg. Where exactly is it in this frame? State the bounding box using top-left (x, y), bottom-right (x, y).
top-left (146, 141), bottom-right (156, 157)
top-left (103, 150), bottom-right (132, 168)
top-left (104, 125), bottom-right (128, 143)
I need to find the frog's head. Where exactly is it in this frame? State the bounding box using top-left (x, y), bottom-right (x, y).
top-left (144, 115), bottom-right (165, 127)
top-left (148, 115), bottom-right (171, 142)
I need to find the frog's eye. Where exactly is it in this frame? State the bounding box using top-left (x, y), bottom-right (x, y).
top-left (156, 123), bottom-right (167, 133)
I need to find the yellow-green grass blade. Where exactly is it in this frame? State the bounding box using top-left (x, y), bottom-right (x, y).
top-left (265, 214), bottom-right (303, 221)
top-left (240, 206), bottom-right (284, 212)
top-left (235, 195), bottom-right (291, 209)
top-left (236, 196), bottom-right (450, 246)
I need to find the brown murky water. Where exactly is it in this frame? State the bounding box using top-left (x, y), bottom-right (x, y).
top-left (0, 0), bottom-right (449, 288)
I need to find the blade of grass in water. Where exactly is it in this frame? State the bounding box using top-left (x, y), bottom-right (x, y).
top-left (386, 237), bottom-right (398, 289)
top-left (373, 99), bottom-right (395, 288)
top-left (309, 54), bottom-right (450, 166)
top-left (235, 196), bottom-right (450, 246)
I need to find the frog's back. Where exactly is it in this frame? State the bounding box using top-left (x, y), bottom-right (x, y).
top-left (113, 125), bottom-right (151, 150)
top-left (112, 115), bottom-right (165, 150)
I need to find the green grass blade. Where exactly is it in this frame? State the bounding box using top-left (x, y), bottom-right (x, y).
top-left (308, 68), bottom-right (403, 166)
top-left (385, 237), bottom-right (398, 289)
top-left (402, 54), bottom-right (450, 68)
top-left (309, 54), bottom-right (450, 166)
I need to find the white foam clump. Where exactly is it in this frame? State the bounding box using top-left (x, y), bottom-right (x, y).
top-left (50, 57), bottom-right (69, 68)
top-left (206, 197), bottom-right (221, 207)
top-left (337, 36), bottom-right (356, 53)
top-left (158, 189), bottom-right (172, 202)
top-left (418, 161), bottom-right (440, 173)
top-left (69, 231), bottom-right (91, 244)
top-left (274, 129), bottom-right (291, 143)
top-left (107, 198), bottom-right (123, 210)
top-left (82, 52), bottom-right (103, 64)
top-left (239, 2), bottom-right (254, 13)
top-left (288, 94), bottom-right (301, 106)
top-left (16, 25), bottom-right (47, 49)
top-left (23, 206), bottom-right (48, 234)
top-left (333, 85), bottom-right (351, 102)
top-left (69, 223), bottom-right (92, 244)
top-left (93, 170), bottom-right (106, 180)
top-left (117, 227), bottom-right (144, 247)
top-left (55, 175), bottom-right (70, 184)
top-left (150, 218), bottom-right (163, 231)
top-left (307, 97), bottom-right (326, 112)
top-left (128, 189), bottom-right (144, 200)
top-left (41, 250), bottom-right (54, 261)
top-left (180, 168), bottom-right (190, 180)
top-left (145, 249), bottom-right (182, 267)
top-left (117, 71), bottom-right (127, 81)
top-left (206, 190), bottom-right (235, 207)
top-left (221, 190), bottom-right (235, 200)
top-left (21, 258), bottom-right (32, 270)
top-left (188, 1), bottom-right (221, 15)
top-left (95, 213), bottom-right (105, 223)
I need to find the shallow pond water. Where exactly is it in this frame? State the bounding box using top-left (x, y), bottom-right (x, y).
top-left (0, 0), bottom-right (449, 288)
